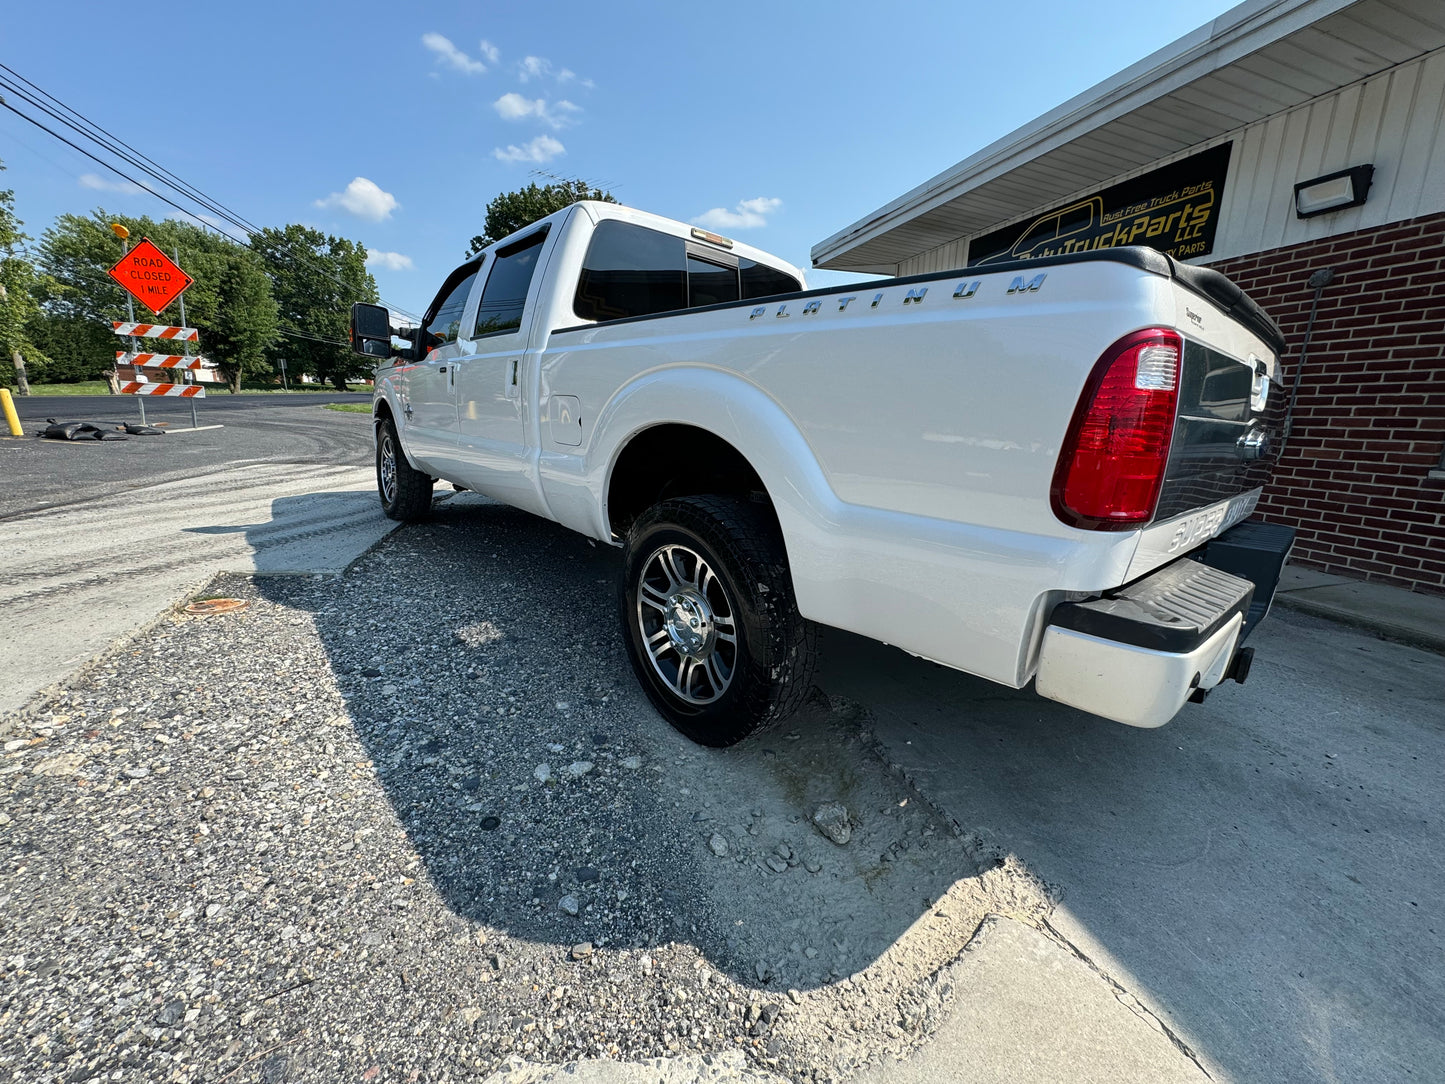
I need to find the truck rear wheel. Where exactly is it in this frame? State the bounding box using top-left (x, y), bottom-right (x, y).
top-left (620, 495), bottom-right (817, 747)
top-left (376, 415), bottom-right (433, 522)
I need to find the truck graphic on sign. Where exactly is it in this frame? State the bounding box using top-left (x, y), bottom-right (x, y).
top-left (976, 186), bottom-right (1218, 264)
top-left (968, 143), bottom-right (1232, 266)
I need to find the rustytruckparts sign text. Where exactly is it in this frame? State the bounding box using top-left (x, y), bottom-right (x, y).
top-left (969, 143), bottom-right (1233, 265)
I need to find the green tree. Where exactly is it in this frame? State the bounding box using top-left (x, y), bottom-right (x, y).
top-left (0, 159), bottom-right (49, 392)
top-left (252, 224), bottom-right (378, 391)
top-left (207, 248), bottom-right (279, 393)
top-left (466, 179), bottom-right (617, 256)
top-left (35, 211), bottom-right (278, 392)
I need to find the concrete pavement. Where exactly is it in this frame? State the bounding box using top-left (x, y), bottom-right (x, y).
top-left (817, 606), bottom-right (1445, 1083)
top-left (855, 918), bottom-right (1210, 1084)
top-left (1275, 563), bottom-right (1445, 653)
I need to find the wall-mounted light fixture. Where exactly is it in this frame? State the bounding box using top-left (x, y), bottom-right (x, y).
top-left (1294, 165), bottom-right (1374, 219)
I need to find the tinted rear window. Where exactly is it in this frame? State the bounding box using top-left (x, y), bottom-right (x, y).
top-left (575, 220), bottom-right (800, 321)
top-left (687, 255), bottom-right (740, 308)
top-left (740, 258), bottom-right (801, 299)
top-left (574, 221), bottom-right (686, 322)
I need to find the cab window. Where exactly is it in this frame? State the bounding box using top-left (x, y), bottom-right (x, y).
top-left (474, 227), bottom-right (549, 337)
top-left (687, 255), bottom-right (740, 307)
top-left (575, 220), bottom-right (800, 321)
top-left (739, 258), bottom-right (800, 300)
top-left (424, 264), bottom-right (479, 347)
top-left (574, 220), bottom-right (687, 321)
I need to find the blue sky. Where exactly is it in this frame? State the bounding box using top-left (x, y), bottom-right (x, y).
top-left (2, 0), bottom-right (1237, 318)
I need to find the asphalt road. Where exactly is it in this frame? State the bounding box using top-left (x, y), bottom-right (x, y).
top-left (0, 397), bottom-right (397, 714)
top-left (2, 393), bottom-right (371, 519)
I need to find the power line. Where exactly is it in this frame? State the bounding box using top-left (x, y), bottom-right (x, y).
top-left (277, 326), bottom-right (350, 349)
top-left (0, 63), bottom-right (268, 239)
top-left (0, 67), bottom-right (407, 314)
top-left (0, 69), bottom-right (421, 321)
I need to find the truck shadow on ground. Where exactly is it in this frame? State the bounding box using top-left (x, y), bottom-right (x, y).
top-left (253, 493), bottom-right (1009, 995)
top-left (812, 602), bottom-right (1445, 1083)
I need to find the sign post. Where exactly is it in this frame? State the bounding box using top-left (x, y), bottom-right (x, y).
top-left (173, 246), bottom-right (198, 429)
top-left (109, 224), bottom-right (141, 420)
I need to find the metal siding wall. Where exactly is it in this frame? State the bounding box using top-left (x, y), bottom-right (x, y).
top-left (898, 237), bottom-right (968, 278)
top-left (1209, 47), bottom-right (1445, 261)
top-left (900, 48), bottom-right (1445, 274)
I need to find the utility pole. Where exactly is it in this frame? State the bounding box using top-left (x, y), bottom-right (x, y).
top-left (1, 281), bottom-right (30, 395)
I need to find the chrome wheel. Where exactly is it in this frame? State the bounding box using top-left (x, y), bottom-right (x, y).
top-left (378, 432), bottom-right (398, 503)
top-left (635, 543), bottom-right (737, 705)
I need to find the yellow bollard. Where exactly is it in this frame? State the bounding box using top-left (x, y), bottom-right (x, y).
top-left (0, 388), bottom-right (21, 437)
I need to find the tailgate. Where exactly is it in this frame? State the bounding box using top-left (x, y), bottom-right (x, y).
top-left (1154, 336), bottom-right (1284, 520)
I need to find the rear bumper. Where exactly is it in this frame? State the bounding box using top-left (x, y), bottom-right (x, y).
top-left (1035, 519), bottom-right (1294, 728)
top-left (1037, 614), bottom-right (1244, 727)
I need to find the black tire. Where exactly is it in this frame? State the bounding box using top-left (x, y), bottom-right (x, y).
top-left (620, 495), bottom-right (817, 747)
top-left (375, 415), bottom-right (433, 522)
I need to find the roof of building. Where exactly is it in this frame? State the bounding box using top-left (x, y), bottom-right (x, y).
top-left (812, 0), bottom-right (1445, 274)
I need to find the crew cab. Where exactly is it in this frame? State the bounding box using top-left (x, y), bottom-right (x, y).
top-left (351, 201), bottom-right (1293, 746)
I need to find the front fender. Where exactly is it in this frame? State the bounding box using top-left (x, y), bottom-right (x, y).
top-left (372, 376), bottom-right (427, 473)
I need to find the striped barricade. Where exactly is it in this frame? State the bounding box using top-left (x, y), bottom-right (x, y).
top-left (113, 322), bottom-right (199, 342)
top-left (116, 351), bottom-right (215, 370)
top-left (120, 381), bottom-right (206, 398)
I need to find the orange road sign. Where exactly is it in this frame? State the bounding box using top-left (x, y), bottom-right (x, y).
top-left (107, 237), bottom-right (194, 315)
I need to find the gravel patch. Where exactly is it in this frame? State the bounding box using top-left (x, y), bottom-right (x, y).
top-left (0, 495), bottom-right (1051, 1083)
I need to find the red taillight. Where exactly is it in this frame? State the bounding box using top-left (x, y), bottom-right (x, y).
top-left (1051, 328), bottom-right (1182, 530)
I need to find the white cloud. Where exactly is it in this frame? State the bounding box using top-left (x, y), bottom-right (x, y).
top-left (366, 250), bottom-right (415, 271)
top-left (516, 55), bottom-right (591, 89)
top-left (79, 172), bottom-right (144, 195)
top-left (493, 92), bottom-right (543, 121)
top-left (314, 177), bottom-right (399, 222)
top-left (691, 197), bottom-right (783, 231)
top-left (422, 32), bottom-right (486, 74)
top-left (478, 39), bottom-right (500, 65)
top-left (492, 134), bottom-right (565, 165)
top-left (492, 93), bottom-right (580, 129)
top-left (518, 55), bottom-right (550, 82)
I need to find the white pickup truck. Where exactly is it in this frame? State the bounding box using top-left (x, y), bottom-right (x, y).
top-left (351, 201), bottom-right (1294, 746)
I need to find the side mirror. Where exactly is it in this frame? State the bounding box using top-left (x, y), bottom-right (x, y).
top-left (351, 302), bottom-right (393, 357)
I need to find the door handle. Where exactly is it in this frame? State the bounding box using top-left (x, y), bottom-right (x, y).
top-left (437, 366), bottom-right (447, 373)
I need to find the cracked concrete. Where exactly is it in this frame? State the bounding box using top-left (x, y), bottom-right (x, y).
top-left (853, 917), bottom-right (1210, 1083)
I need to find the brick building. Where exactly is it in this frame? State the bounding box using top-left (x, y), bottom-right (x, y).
top-left (813, 0), bottom-right (1445, 595)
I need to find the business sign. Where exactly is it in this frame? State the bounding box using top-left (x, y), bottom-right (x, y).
top-left (107, 237), bottom-right (194, 314)
top-left (968, 143), bottom-right (1233, 266)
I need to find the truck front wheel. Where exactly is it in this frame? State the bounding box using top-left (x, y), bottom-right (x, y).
top-left (376, 415), bottom-right (433, 522)
top-left (620, 495), bottom-right (817, 747)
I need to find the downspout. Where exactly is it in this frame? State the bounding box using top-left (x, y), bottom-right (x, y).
top-left (1277, 267), bottom-right (1336, 459)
